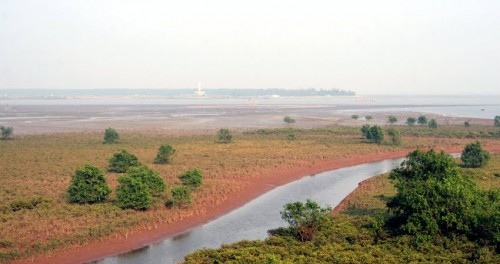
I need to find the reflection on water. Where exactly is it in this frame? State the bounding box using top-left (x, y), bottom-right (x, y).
top-left (96, 157), bottom-right (407, 264)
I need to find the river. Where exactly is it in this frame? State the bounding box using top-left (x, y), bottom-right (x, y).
top-left (95, 157), bottom-right (407, 264)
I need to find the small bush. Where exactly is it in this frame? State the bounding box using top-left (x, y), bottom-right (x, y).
top-left (154, 144), bottom-right (176, 164)
top-left (428, 118), bottom-right (438, 129)
top-left (108, 150), bottom-right (141, 173)
top-left (103, 128), bottom-right (119, 144)
top-left (351, 115), bottom-right (359, 120)
top-left (417, 115), bottom-right (428, 125)
top-left (284, 116), bottom-right (296, 123)
top-left (387, 128), bottom-right (402, 145)
top-left (179, 168), bottom-right (203, 188)
top-left (216, 128), bottom-right (233, 143)
top-left (388, 116), bottom-right (398, 124)
top-left (279, 199), bottom-right (331, 241)
top-left (0, 126), bottom-right (13, 140)
top-left (127, 166), bottom-right (166, 197)
top-left (10, 196), bottom-right (50, 212)
top-left (461, 141), bottom-right (490, 168)
top-left (464, 121), bottom-right (470, 127)
top-left (115, 176), bottom-right (151, 210)
top-left (361, 125), bottom-right (384, 144)
top-left (167, 185), bottom-right (192, 207)
top-left (287, 134), bottom-right (296, 140)
top-left (406, 117), bottom-right (416, 126)
top-left (494, 116), bottom-right (500, 127)
top-left (68, 165), bottom-right (111, 204)
top-left (365, 115), bottom-right (373, 120)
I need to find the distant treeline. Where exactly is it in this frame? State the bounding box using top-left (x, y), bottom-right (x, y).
top-left (0, 88), bottom-right (355, 98)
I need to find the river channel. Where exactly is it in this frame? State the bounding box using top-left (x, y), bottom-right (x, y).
top-left (96, 157), bottom-right (408, 264)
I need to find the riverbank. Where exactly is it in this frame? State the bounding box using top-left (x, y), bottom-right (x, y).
top-left (15, 144), bottom-right (500, 264)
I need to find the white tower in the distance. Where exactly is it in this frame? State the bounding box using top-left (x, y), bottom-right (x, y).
top-left (195, 82), bottom-right (206, 97)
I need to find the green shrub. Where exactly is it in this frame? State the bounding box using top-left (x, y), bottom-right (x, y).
top-left (279, 199), bottom-right (331, 241)
top-left (115, 176), bottom-right (151, 210)
top-left (495, 116), bottom-right (500, 127)
top-left (284, 116), bottom-right (296, 123)
top-left (154, 144), bottom-right (176, 164)
top-left (10, 196), bottom-right (50, 212)
top-left (127, 166), bottom-right (166, 197)
top-left (387, 149), bottom-right (479, 237)
top-left (365, 115), bottom-right (373, 120)
top-left (387, 128), bottom-right (402, 145)
top-left (167, 185), bottom-right (192, 207)
top-left (428, 118), bottom-right (438, 129)
top-left (108, 150), bottom-right (141, 173)
top-left (179, 169), bottom-right (203, 188)
top-left (461, 141), bottom-right (490, 168)
top-left (388, 116), bottom-right (398, 124)
top-left (0, 126), bottom-right (13, 140)
top-left (216, 128), bottom-right (233, 143)
top-left (406, 117), bottom-right (416, 126)
top-left (103, 127), bottom-right (119, 144)
top-left (351, 115), bottom-right (359, 120)
top-left (361, 125), bottom-right (384, 144)
top-left (464, 121), bottom-right (470, 127)
top-left (417, 115), bottom-right (428, 125)
top-left (68, 165), bottom-right (111, 204)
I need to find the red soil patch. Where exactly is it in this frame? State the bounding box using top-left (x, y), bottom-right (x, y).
top-left (14, 145), bottom-right (500, 264)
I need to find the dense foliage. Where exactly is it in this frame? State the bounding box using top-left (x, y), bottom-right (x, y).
top-left (67, 165), bottom-right (111, 204)
top-left (406, 117), bottom-right (416, 126)
top-left (115, 176), bottom-right (151, 210)
top-left (0, 126), bottom-right (13, 140)
top-left (417, 115), bottom-right (428, 125)
top-left (216, 128), bottom-right (233, 143)
top-left (387, 149), bottom-right (479, 237)
top-left (179, 169), bottom-right (203, 188)
top-left (350, 114), bottom-right (359, 120)
top-left (108, 150), bottom-right (141, 173)
top-left (154, 144), bottom-right (176, 164)
top-left (103, 128), bottom-right (119, 144)
top-left (461, 141), bottom-right (490, 168)
top-left (127, 166), bottom-right (166, 197)
top-left (277, 199), bottom-right (331, 242)
top-left (361, 124), bottom-right (384, 143)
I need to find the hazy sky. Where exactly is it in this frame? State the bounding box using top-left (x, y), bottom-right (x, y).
top-left (1, 0), bottom-right (499, 94)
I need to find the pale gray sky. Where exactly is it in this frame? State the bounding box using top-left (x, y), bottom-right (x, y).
top-left (0, 0), bottom-right (499, 94)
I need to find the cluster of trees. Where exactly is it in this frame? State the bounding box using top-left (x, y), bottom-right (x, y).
top-left (283, 116), bottom-right (296, 124)
top-left (387, 146), bottom-right (496, 247)
top-left (67, 128), bottom-right (203, 210)
top-left (0, 125), bottom-right (14, 140)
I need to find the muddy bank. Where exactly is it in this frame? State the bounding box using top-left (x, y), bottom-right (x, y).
top-left (15, 145), bottom-right (500, 264)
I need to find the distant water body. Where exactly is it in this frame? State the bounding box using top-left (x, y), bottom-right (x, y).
top-left (1, 95), bottom-right (499, 119)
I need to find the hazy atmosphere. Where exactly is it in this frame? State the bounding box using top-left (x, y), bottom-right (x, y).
top-left (1, 0), bottom-right (499, 94)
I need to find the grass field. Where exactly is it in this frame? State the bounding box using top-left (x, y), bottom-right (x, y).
top-left (0, 126), bottom-right (499, 261)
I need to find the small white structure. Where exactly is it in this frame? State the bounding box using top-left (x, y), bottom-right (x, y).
top-left (194, 82), bottom-right (206, 97)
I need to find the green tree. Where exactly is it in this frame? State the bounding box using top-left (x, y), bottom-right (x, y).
top-left (387, 116), bottom-right (398, 124)
top-left (387, 128), bottom-right (402, 145)
top-left (115, 176), bottom-right (151, 210)
top-left (361, 124), bottom-right (371, 139)
top-left (216, 128), bottom-right (233, 144)
top-left (108, 150), bottom-right (141, 173)
top-left (179, 169), bottom-right (203, 188)
top-left (67, 165), bottom-right (111, 204)
top-left (417, 115), bottom-right (428, 125)
top-left (284, 116), bottom-right (296, 124)
top-left (428, 118), bottom-right (438, 129)
top-left (461, 141), bottom-right (490, 168)
top-left (387, 149), bottom-right (480, 237)
top-left (495, 115), bottom-right (500, 127)
top-left (279, 199), bottom-right (332, 241)
top-left (103, 128), bottom-right (119, 144)
top-left (369, 125), bottom-right (384, 144)
top-left (365, 115), bottom-right (373, 120)
top-left (464, 121), bottom-right (470, 127)
top-left (154, 144), bottom-right (176, 164)
top-left (351, 114), bottom-right (359, 120)
top-left (406, 117), bottom-right (416, 126)
top-left (127, 166), bottom-right (166, 197)
top-left (0, 126), bottom-right (13, 140)
top-left (168, 185), bottom-right (192, 207)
